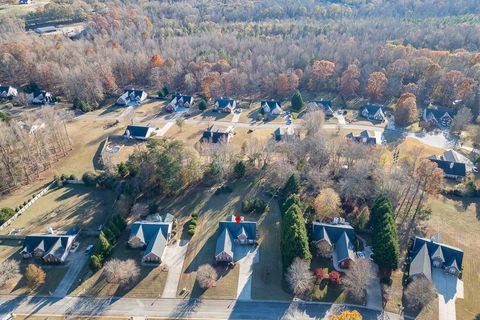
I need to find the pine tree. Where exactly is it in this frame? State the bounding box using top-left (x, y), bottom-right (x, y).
top-left (282, 174), bottom-right (300, 198)
top-left (234, 160), bottom-right (246, 178)
top-left (291, 90), bottom-right (304, 112)
top-left (281, 203), bottom-right (311, 269)
top-left (198, 99), bottom-right (208, 111)
top-left (370, 197), bottom-right (399, 270)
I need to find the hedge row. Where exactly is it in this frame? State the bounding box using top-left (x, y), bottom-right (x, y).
top-left (89, 214), bottom-right (127, 271)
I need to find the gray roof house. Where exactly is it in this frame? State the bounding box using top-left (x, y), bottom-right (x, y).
top-left (202, 125), bottom-right (234, 143)
top-left (274, 126), bottom-right (297, 141)
top-left (428, 153), bottom-right (467, 180)
top-left (308, 100), bottom-right (334, 117)
top-left (166, 95), bottom-right (194, 112)
top-left (124, 125), bottom-right (155, 140)
top-left (0, 85), bottom-right (18, 98)
top-left (423, 106), bottom-right (457, 128)
top-left (215, 215), bottom-right (257, 262)
top-left (360, 104), bottom-right (386, 122)
top-left (31, 90), bottom-right (53, 105)
top-left (116, 89), bottom-right (148, 106)
top-left (214, 98), bottom-right (236, 113)
top-left (21, 228), bottom-right (80, 263)
top-left (128, 221), bottom-right (172, 264)
top-left (261, 100), bottom-right (283, 115)
top-left (312, 222), bottom-right (356, 269)
top-left (409, 236), bottom-right (463, 281)
top-left (345, 130), bottom-right (379, 145)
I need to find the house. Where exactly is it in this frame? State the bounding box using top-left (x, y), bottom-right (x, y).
top-left (34, 26), bottom-right (57, 34)
top-left (214, 215), bottom-right (257, 262)
top-left (19, 0), bottom-right (32, 4)
top-left (274, 126), bottom-right (297, 141)
top-left (124, 125), bottom-right (155, 140)
top-left (214, 98), bottom-right (236, 113)
top-left (409, 236), bottom-right (463, 281)
top-left (423, 106), bottom-right (456, 128)
top-left (31, 90), bottom-right (53, 105)
top-left (21, 228), bottom-right (80, 263)
top-left (165, 95), bottom-right (194, 113)
top-left (128, 221), bottom-right (173, 264)
top-left (0, 85), bottom-right (18, 99)
top-left (202, 125), bottom-right (234, 143)
top-left (345, 130), bottom-right (379, 145)
top-left (308, 100), bottom-right (334, 117)
top-left (116, 89), bottom-right (148, 106)
top-left (312, 222), bottom-right (357, 269)
top-left (360, 104), bottom-right (386, 122)
top-left (261, 100), bottom-right (283, 115)
top-left (428, 158), bottom-right (466, 181)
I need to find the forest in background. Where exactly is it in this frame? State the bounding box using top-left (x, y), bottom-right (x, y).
top-left (0, 0), bottom-right (479, 115)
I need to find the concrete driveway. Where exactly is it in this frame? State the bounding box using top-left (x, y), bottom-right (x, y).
top-left (432, 268), bottom-right (464, 320)
top-left (162, 239), bottom-right (189, 298)
top-left (234, 245), bottom-right (259, 301)
top-left (53, 249), bottom-right (90, 297)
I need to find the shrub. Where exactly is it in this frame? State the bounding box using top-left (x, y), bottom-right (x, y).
top-left (25, 264), bottom-right (46, 288)
top-left (69, 174), bottom-right (76, 180)
top-left (158, 87), bottom-right (169, 98)
top-left (241, 198), bottom-right (267, 214)
top-left (192, 213), bottom-right (199, 219)
top-left (291, 112), bottom-right (298, 119)
top-left (234, 160), bottom-right (246, 178)
top-left (82, 171), bottom-right (97, 186)
top-left (0, 259), bottom-right (20, 287)
top-left (188, 227), bottom-right (196, 236)
top-left (103, 227), bottom-right (116, 245)
top-left (112, 214), bottom-right (127, 231)
top-left (0, 208), bottom-right (15, 225)
top-left (189, 219), bottom-right (197, 226)
top-left (89, 255), bottom-right (103, 271)
top-left (148, 203), bottom-right (158, 215)
top-left (94, 232), bottom-right (112, 258)
top-left (198, 99), bottom-right (208, 111)
top-left (73, 97), bottom-right (91, 112)
top-left (107, 222), bottom-right (120, 238)
top-left (54, 175), bottom-right (63, 188)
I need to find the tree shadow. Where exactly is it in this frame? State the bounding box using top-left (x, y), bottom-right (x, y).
top-left (168, 298), bottom-right (202, 319)
top-left (98, 104), bottom-right (118, 116)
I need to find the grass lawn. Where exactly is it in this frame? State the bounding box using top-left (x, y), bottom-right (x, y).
top-left (0, 261), bottom-right (68, 296)
top-left (396, 137), bottom-right (443, 160)
top-left (426, 196), bottom-right (480, 320)
top-left (70, 232), bottom-right (168, 298)
top-left (0, 185), bottom-right (116, 235)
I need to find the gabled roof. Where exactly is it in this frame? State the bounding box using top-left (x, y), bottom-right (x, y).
top-left (172, 95), bottom-right (193, 105)
top-left (129, 221), bottom-right (171, 261)
top-left (261, 100), bottom-right (281, 109)
top-left (431, 245), bottom-right (445, 262)
top-left (429, 159), bottom-right (466, 177)
top-left (216, 98), bottom-right (235, 108)
top-left (335, 231), bottom-right (356, 262)
top-left (361, 104), bottom-right (384, 115)
top-left (22, 229), bottom-right (79, 261)
top-left (424, 106), bottom-right (456, 121)
top-left (442, 150), bottom-right (461, 163)
top-left (125, 89), bottom-right (146, 98)
top-left (409, 243), bottom-right (432, 281)
top-left (346, 130), bottom-right (378, 145)
top-left (215, 227), bottom-right (233, 258)
top-left (124, 125), bottom-right (152, 138)
top-left (409, 236), bottom-right (464, 278)
top-left (203, 125), bottom-right (233, 143)
top-left (215, 216), bottom-right (256, 259)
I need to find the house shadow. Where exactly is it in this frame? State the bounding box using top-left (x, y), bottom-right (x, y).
top-left (99, 104), bottom-right (119, 116)
top-left (201, 111), bottom-right (229, 121)
top-left (65, 295), bottom-right (117, 316)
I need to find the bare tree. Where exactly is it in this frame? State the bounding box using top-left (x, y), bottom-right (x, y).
top-left (342, 259), bottom-right (375, 301)
top-left (303, 109), bottom-right (325, 136)
top-left (196, 264), bottom-right (218, 289)
top-left (103, 259), bottom-right (140, 287)
top-left (176, 117), bottom-right (185, 132)
top-left (451, 106), bottom-right (472, 133)
top-left (0, 259), bottom-right (20, 287)
top-left (286, 258), bottom-right (315, 297)
top-left (404, 277), bottom-right (436, 311)
top-left (316, 241), bottom-right (333, 259)
top-left (25, 264), bottom-right (45, 289)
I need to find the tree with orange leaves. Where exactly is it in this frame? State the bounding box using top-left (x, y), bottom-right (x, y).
top-left (309, 60), bottom-right (335, 90)
top-left (150, 54), bottom-right (164, 68)
top-left (330, 310), bottom-right (362, 320)
top-left (340, 64), bottom-right (360, 97)
top-left (367, 71), bottom-right (388, 101)
top-left (394, 93), bottom-right (418, 126)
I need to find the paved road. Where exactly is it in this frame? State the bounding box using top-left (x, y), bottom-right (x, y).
top-left (0, 295), bottom-right (406, 319)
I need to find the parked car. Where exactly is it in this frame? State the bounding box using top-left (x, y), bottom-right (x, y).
top-left (85, 244), bottom-right (94, 255)
top-left (70, 242), bottom-right (80, 252)
top-left (356, 251), bottom-right (366, 259)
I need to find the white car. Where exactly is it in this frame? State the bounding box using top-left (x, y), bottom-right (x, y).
top-left (356, 251), bottom-right (366, 259)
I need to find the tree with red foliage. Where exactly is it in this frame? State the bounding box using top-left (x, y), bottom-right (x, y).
top-left (313, 268), bottom-right (324, 282)
top-left (328, 271), bottom-right (341, 286)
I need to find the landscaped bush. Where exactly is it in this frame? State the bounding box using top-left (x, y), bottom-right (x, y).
top-left (103, 227), bottom-right (117, 245)
top-left (198, 99), bottom-right (208, 111)
top-left (89, 255), bottom-right (102, 271)
top-left (0, 208), bottom-right (15, 225)
top-left (241, 198), bottom-right (267, 214)
top-left (82, 171), bottom-right (98, 186)
top-left (158, 87), bottom-right (169, 98)
top-left (187, 214), bottom-right (198, 236)
top-left (328, 271), bottom-right (341, 286)
top-left (215, 185), bottom-right (233, 195)
top-left (73, 97), bottom-right (91, 112)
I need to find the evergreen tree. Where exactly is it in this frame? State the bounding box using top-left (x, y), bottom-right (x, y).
top-left (282, 193), bottom-right (302, 213)
top-left (234, 160), bottom-right (246, 178)
top-left (198, 99), bottom-right (208, 111)
top-left (291, 90), bottom-right (304, 112)
top-left (281, 203), bottom-right (311, 269)
top-left (282, 174), bottom-right (300, 198)
top-left (102, 226), bottom-right (116, 245)
top-left (370, 197), bottom-right (399, 270)
top-left (94, 232), bottom-right (112, 258)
